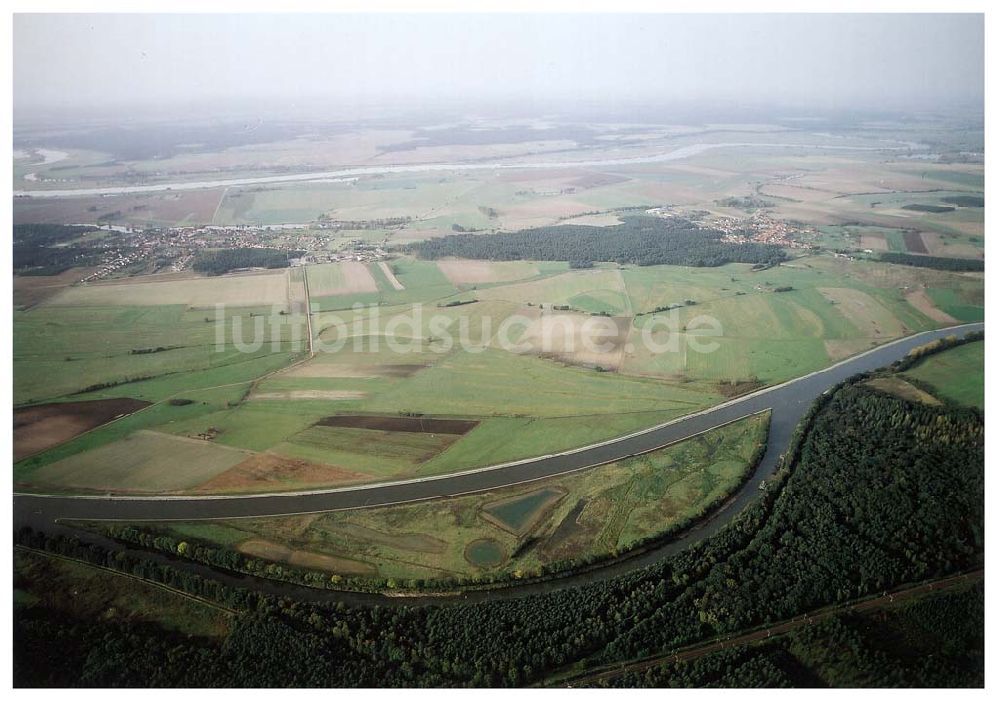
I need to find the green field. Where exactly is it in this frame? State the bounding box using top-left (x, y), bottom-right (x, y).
top-left (273, 425), bottom-right (459, 477)
top-left (292, 254), bottom-right (977, 483)
top-left (15, 382), bottom-right (250, 481)
top-left (475, 268), bottom-right (628, 311)
top-left (903, 340), bottom-right (984, 409)
top-left (620, 256), bottom-right (963, 382)
top-left (12, 120), bottom-right (985, 498)
top-left (361, 346), bottom-right (718, 416)
top-left (12, 124), bottom-right (985, 505)
top-left (21, 429), bottom-right (253, 494)
top-left (133, 411), bottom-right (770, 582)
top-left (14, 303), bottom-right (306, 405)
top-left (13, 249), bottom-right (983, 495)
top-left (927, 286), bottom-right (985, 323)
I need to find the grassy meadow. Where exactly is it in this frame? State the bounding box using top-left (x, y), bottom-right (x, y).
top-left (903, 340), bottom-right (984, 409)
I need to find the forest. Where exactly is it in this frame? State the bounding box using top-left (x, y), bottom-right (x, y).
top-left (940, 195), bottom-right (984, 208)
top-left (13, 223), bottom-right (111, 275)
top-left (591, 583), bottom-right (983, 688)
top-left (878, 252), bottom-right (984, 271)
top-left (14, 223), bottom-right (96, 246)
top-left (407, 216), bottom-right (787, 267)
top-left (14, 346), bottom-right (984, 687)
top-left (192, 247), bottom-right (303, 274)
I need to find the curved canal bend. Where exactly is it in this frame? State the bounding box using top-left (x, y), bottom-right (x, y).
top-left (13, 322), bottom-right (983, 606)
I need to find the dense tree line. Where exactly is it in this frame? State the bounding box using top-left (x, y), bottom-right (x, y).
top-left (602, 383), bottom-right (982, 660)
top-left (940, 195), bottom-right (984, 208)
top-left (317, 216), bottom-right (411, 230)
top-left (192, 248), bottom-right (304, 275)
top-left (777, 585), bottom-right (984, 687)
top-left (14, 223), bottom-right (96, 247)
top-left (594, 584), bottom-right (983, 688)
top-left (13, 244), bottom-right (110, 275)
top-left (13, 223), bottom-right (113, 275)
top-left (901, 204), bottom-right (954, 214)
top-left (588, 643), bottom-right (801, 688)
top-left (891, 330), bottom-right (982, 373)
top-left (14, 349), bottom-right (984, 687)
top-left (15, 595), bottom-right (364, 687)
top-left (406, 216), bottom-right (787, 268)
top-left (879, 252), bottom-right (984, 271)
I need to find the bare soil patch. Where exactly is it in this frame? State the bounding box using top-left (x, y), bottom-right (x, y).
top-left (436, 259), bottom-right (539, 286)
top-left (905, 289), bottom-right (958, 324)
top-left (25, 430), bottom-right (250, 493)
top-left (518, 313), bottom-right (629, 370)
top-left (193, 453), bottom-right (371, 493)
top-left (558, 213), bottom-right (624, 227)
top-left (903, 230), bottom-right (929, 253)
top-left (919, 232), bottom-right (983, 259)
top-left (250, 390), bottom-right (368, 401)
top-left (49, 269), bottom-right (289, 307)
top-left (14, 268), bottom-right (99, 309)
top-left (286, 270), bottom-right (308, 314)
top-left (824, 338), bottom-right (877, 362)
top-left (859, 234), bottom-right (888, 251)
top-left (500, 198), bottom-right (598, 228)
top-left (338, 261), bottom-right (380, 293)
top-left (865, 377), bottom-right (941, 406)
top-left (238, 538), bottom-right (376, 575)
top-left (378, 261), bottom-right (405, 290)
top-left (14, 398), bottom-right (150, 461)
top-left (308, 261), bottom-right (379, 296)
top-left (568, 172), bottom-right (630, 190)
top-left (495, 168), bottom-right (584, 183)
top-left (818, 287), bottom-right (905, 339)
top-left (316, 414), bottom-right (478, 435)
top-left (716, 379), bottom-right (766, 398)
top-left (541, 499), bottom-right (590, 561)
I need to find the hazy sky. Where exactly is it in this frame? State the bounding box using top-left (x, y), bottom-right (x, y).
top-left (14, 13), bottom-right (984, 118)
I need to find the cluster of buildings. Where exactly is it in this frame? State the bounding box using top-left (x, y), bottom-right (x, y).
top-left (170, 253), bottom-right (194, 272)
top-left (289, 239), bottom-right (389, 266)
top-left (74, 222), bottom-right (392, 283)
top-left (713, 212), bottom-right (810, 249)
top-left (77, 242), bottom-right (158, 282)
top-left (143, 223), bottom-right (336, 252)
top-left (645, 206), bottom-right (810, 249)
